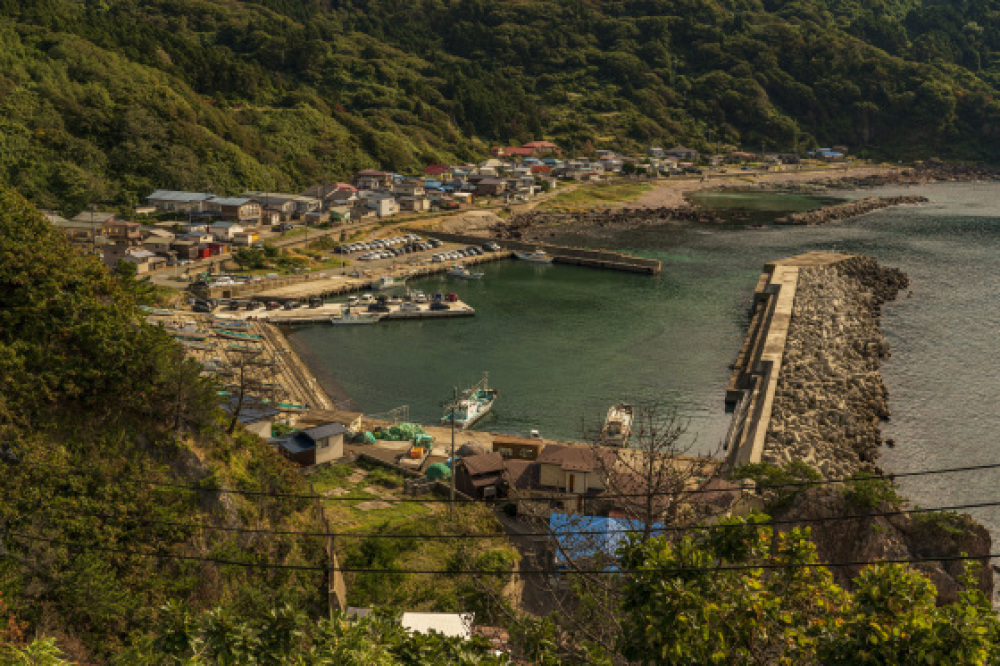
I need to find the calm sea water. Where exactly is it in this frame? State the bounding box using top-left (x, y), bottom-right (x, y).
top-left (291, 181), bottom-right (1000, 535)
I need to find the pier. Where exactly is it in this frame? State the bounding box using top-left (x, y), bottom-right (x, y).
top-left (213, 299), bottom-right (477, 325)
top-left (723, 252), bottom-right (854, 469)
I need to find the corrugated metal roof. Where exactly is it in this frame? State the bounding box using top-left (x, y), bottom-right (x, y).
top-left (147, 190), bottom-right (214, 202)
top-left (208, 196), bottom-right (255, 206)
top-left (401, 613), bottom-right (474, 639)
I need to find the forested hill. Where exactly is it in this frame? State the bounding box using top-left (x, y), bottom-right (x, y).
top-left (0, 184), bottom-right (327, 662)
top-left (4, 0), bottom-right (1000, 213)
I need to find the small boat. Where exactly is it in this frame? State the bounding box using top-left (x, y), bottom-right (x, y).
top-left (171, 330), bottom-right (209, 341)
top-left (213, 328), bottom-right (262, 341)
top-left (181, 340), bottom-right (216, 350)
top-left (442, 373), bottom-right (499, 430)
top-left (448, 265), bottom-right (484, 280)
top-left (374, 275), bottom-right (404, 290)
top-left (212, 318), bottom-right (253, 329)
top-left (601, 403), bottom-right (634, 447)
top-left (227, 342), bottom-right (263, 353)
top-left (330, 309), bottom-right (382, 325)
top-left (516, 248), bottom-right (554, 263)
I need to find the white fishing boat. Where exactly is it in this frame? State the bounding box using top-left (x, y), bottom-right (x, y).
top-left (374, 275), bottom-right (404, 290)
top-left (516, 248), bottom-right (554, 263)
top-left (601, 403), bottom-right (634, 447)
top-left (447, 265), bottom-right (484, 280)
top-left (442, 373), bottom-right (499, 429)
top-left (331, 309), bottom-right (382, 325)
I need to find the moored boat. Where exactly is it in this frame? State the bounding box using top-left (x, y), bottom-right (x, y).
top-left (516, 248), bottom-right (554, 263)
top-left (213, 328), bottom-right (262, 341)
top-left (601, 403), bottom-right (634, 447)
top-left (331, 309), bottom-right (383, 325)
top-left (442, 373), bottom-right (499, 429)
top-left (447, 265), bottom-right (484, 280)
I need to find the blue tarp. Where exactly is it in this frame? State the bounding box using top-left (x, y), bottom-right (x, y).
top-left (548, 513), bottom-right (663, 569)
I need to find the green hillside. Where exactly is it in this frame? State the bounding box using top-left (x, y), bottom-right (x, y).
top-left (3, 0), bottom-right (1000, 212)
top-left (0, 184), bottom-right (327, 662)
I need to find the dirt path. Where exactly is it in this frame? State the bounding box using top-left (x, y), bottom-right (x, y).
top-left (626, 164), bottom-right (902, 209)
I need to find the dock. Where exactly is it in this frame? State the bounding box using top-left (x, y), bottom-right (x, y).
top-left (213, 299), bottom-right (477, 325)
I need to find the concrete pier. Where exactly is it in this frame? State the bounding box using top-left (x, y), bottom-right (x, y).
top-left (723, 252), bottom-right (855, 469)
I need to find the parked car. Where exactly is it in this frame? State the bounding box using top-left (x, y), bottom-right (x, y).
top-left (429, 301), bottom-right (450, 311)
top-left (446, 292), bottom-right (459, 302)
top-left (367, 303), bottom-right (391, 313)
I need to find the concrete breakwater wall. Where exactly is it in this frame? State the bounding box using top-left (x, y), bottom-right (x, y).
top-left (419, 229), bottom-right (662, 275)
top-left (724, 252), bottom-right (908, 478)
top-left (774, 195), bottom-right (928, 226)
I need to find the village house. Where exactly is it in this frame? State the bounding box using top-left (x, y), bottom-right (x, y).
top-left (209, 221), bottom-right (244, 242)
top-left (300, 183), bottom-right (358, 207)
top-left (146, 190), bottom-right (215, 214)
top-left (327, 206), bottom-right (352, 224)
top-left (358, 192), bottom-right (399, 218)
top-left (273, 422), bottom-right (348, 466)
top-left (521, 140), bottom-right (560, 155)
top-left (101, 245), bottom-right (165, 274)
top-left (141, 234), bottom-right (175, 256)
top-left (103, 220), bottom-right (142, 246)
top-left (352, 169), bottom-right (393, 190)
top-left (231, 230), bottom-right (259, 246)
top-left (170, 240), bottom-right (199, 261)
top-left (245, 192), bottom-right (322, 219)
top-left (398, 196), bottom-right (431, 213)
top-left (206, 196), bottom-right (261, 223)
top-left (394, 180), bottom-right (425, 197)
top-left (47, 213), bottom-right (104, 245)
top-left (665, 145), bottom-right (700, 161)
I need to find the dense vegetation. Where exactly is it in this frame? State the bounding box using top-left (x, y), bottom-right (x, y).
top-left (4, 0), bottom-right (1000, 214)
top-left (0, 184), bottom-right (328, 662)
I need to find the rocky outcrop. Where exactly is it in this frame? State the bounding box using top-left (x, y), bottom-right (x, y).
top-left (762, 257), bottom-right (908, 477)
top-left (774, 195), bottom-right (928, 225)
top-left (495, 206), bottom-right (720, 239)
top-left (778, 487), bottom-right (993, 604)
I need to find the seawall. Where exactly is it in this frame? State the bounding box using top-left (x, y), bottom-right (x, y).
top-left (723, 252), bottom-right (908, 476)
top-left (418, 229), bottom-right (662, 275)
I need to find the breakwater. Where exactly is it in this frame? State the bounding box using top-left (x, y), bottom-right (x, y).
top-left (496, 206), bottom-right (721, 239)
top-left (774, 195), bottom-right (928, 226)
top-left (419, 229), bottom-right (662, 275)
top-left (724, 252), bottom-right (908, 477)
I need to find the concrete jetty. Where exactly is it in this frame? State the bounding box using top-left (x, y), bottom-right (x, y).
top-left (723, 252), bottom-right (907, 476)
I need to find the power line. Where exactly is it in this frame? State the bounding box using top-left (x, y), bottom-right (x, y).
top-left (5, 530), bottom-right (997, 577)
top-left (26, 497), bottom-right (1000, 542)
top-left (8, 456), bottom-right (1000, 504)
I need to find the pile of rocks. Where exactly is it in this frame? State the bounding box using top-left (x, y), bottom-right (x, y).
top-left (762, 257), bottom-right (908, 478)
top-left (774, 195), bottom-right (928, 225)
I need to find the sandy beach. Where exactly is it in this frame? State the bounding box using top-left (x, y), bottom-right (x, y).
top-left (624, 164), bottom-right (902, 209)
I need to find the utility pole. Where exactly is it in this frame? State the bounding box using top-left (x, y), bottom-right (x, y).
top-left (450, 386), bottom-right (457, 514)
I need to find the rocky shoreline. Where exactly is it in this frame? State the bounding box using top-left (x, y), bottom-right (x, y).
top-left (773, 195), bottom-right (929, 225)
top-left (762, 256), bottom-right (908, 478)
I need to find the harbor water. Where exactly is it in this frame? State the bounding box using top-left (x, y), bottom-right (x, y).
top-left (290, 181), bottom-right (1000, 536)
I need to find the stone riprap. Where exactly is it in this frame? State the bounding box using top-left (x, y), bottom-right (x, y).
top-left (761, 256), bottom-right (908, 477)
top-left (774, 195), bottom-right (928, 225)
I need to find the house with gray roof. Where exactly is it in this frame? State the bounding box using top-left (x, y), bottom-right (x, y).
top-left (146, 190), bottom-right (215, 213)
top-left (273, 422), bottom-right (348, 466)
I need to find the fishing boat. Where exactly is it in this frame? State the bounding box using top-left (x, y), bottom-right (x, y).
top-left (213, 328), bottom-right (262, 341)
top-left (170, 330), bottom-right (209, 341)
top-left (227, 342), bottom-right (263, 353)
top-left (181, 340), bottom-right (215, 350)
top-left (447, 265), bottom-right (484, 280)
top-left (140, 305), bottom-right (175, 316)
top-left (212, 318), bottom-right (253, 329)
top-left (374, 275), bottom-right (404, 290)
top-left (601, 403), bottom-right (634, 447)
top-left (330, 309), bottom-right (383, 325)
top-left (441, 373), bottom-right (499, 429)
top-left (516, 248), bottom-right (554, 264)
